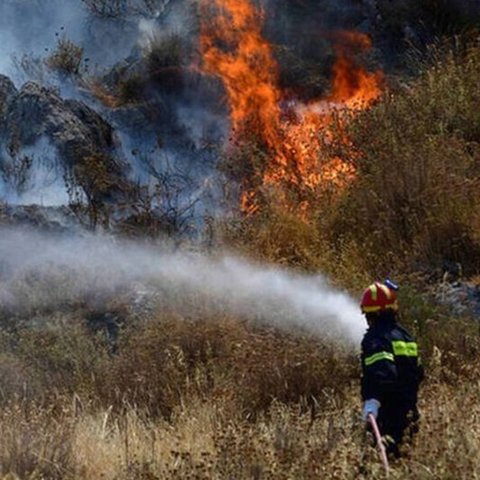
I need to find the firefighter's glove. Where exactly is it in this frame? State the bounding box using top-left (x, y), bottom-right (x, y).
top-left (362, 398), bottom-right (381, 422)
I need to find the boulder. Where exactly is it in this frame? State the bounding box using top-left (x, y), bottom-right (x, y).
top-left (0, 75), bottom-right (17, 119)
top-left (3, 81), bottom-right (115, 160)
top-left (0, 76), bottom-right (131, 204)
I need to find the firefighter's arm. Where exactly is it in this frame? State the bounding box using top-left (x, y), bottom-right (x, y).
top-left (361, 337), bottom-right (398, 402)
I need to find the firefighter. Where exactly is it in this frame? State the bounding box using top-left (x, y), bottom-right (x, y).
top-left (360, 281), bottom-right (424, 458)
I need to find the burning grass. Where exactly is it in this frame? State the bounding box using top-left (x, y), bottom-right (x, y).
top-left (321, 40), bottom-right (480, 277)
top-left (2, 4), bottom-right (480, 479)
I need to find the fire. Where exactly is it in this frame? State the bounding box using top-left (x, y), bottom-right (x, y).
top-left (329, 31), bottom-right (383, 108)
top-left (200, 0), bottom-right (282, 146)
top-left (200, 0), bottom-right (383, 215)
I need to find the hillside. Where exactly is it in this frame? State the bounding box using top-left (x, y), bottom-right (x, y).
top-left (1, 0), bottom-right (480, 478)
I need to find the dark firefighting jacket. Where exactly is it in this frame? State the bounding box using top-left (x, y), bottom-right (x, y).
top-left (361, 316), bottom-right (424, 406)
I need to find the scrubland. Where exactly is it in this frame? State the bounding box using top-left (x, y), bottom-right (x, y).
top-left (2, 32), bottom-right (480, 480)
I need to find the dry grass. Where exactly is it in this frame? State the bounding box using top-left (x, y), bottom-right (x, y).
top-left (0, 303), bottom-right (478, 478)
top-left (1, 373), bottom-right (480, 478)
top-left (46, 37), bottom-right (84, 77)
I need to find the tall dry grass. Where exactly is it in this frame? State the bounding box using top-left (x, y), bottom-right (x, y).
top-left (0, 300), bottom-right (478, 478)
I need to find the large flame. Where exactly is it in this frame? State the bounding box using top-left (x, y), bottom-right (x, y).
top-left (200, 0), bottom-right (383, 214)
top-left (200, 0), bottom-right (281, 143)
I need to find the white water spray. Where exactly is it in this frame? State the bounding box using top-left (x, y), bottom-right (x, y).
top-left (0, 227), bottom-right (365, 344)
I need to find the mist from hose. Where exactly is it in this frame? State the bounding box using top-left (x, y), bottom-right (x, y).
top-left (0, 227), bottom-right (365, 344)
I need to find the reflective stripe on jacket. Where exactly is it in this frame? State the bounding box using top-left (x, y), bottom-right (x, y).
top-left (361, 318), bottom-right (424, 403)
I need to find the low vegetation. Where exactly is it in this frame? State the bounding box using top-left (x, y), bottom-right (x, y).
top-left (227, 39), bottom-right (480, 285)
top-left (0, 295), bottom-right (479, 479)
top-left (46, 37), bottom-right (84, 77)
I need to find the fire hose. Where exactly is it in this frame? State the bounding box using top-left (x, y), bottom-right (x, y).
top-left (368, 413), bottom-right (390, 476)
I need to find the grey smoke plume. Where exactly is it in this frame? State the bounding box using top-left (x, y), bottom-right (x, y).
top-left (0, 0), bottom-right (223, 216)
top-left (0, 138), bottom-right (69, 206)
top-left (0, 0), bottom-right (153, 85)
top-left (0, 227), bottom-right (365, 344)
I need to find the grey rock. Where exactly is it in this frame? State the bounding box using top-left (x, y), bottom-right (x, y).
top-left (0, 75), bottom-right (17, 120)
top-left (4, 81), bottom-right (115, 161)
top-left (0, 76), bottom-right (131, 203)
top-left (432, 279), bottom-right (480, 319)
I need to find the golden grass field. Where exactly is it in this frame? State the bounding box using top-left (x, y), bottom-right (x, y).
top-left (0, 305), bottom-right (478, 479)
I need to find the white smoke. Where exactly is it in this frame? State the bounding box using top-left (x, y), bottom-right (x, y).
top-left (0, 227), bottom-right (365, 344)
top-left (0, 138), bottom-right (70, 206)
top-left (0, 0), bottom-right (144, 86)
top-left (138, 17), bottom-right (161, 50)
top-left (0, 0), bottom-right (86, 83)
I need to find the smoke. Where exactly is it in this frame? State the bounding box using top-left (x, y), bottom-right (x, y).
top-left (0, 227), bottom-right (365, 344)
top-left (0, 138), bottom-right (70, 206)
top-left (0, 0), bottom-right (218, 214)
top-left (0, 0), bottom-right (150, 86)
top-left (0, 0), bottom-right (84, 83)
top-left (0, 0), bottom-right (377, 219)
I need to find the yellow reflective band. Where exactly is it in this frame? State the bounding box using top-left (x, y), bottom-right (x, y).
top-left (392, 341), bottom-right (418, 357)
top-left (364, 351), bottom-right (395, 366)
top-left (369, 284), bottom-right (378, 301)
top-left (362, 305), bottom-right (381, 312)
top-left (378, 283), bottom-right (392, 299)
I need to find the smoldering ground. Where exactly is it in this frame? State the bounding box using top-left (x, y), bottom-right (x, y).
top-left (0, 227), bottom-right (365, 344)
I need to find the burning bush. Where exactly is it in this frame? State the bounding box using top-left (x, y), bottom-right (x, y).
top-left (227, 38), bottom-right (480, 285)
top-left (326, 41), bottom-right (480, 276)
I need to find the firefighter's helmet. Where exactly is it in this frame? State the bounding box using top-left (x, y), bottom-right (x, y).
top-left (360, 282), bottom-right (398, 313)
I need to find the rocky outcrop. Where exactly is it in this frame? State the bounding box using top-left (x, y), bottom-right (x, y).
top-left (0, 76), bottom-right (17, 119)
top-left (0, 75), bottom-right (130, 204)
top-left (432, 280), bottom-right (480, 318)
top-left (2, 80), bottom-right (115, 161)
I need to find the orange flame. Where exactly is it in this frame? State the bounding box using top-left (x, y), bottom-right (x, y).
top-left (329, 31), bottom-right (383, 108)
top-left (200, 1), bottom-right (383, 215)
top-left (200, 0), bottom-right (282, 145)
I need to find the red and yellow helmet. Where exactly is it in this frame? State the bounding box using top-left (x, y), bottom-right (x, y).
top-left (360, 282), bottom-right (398, 313)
